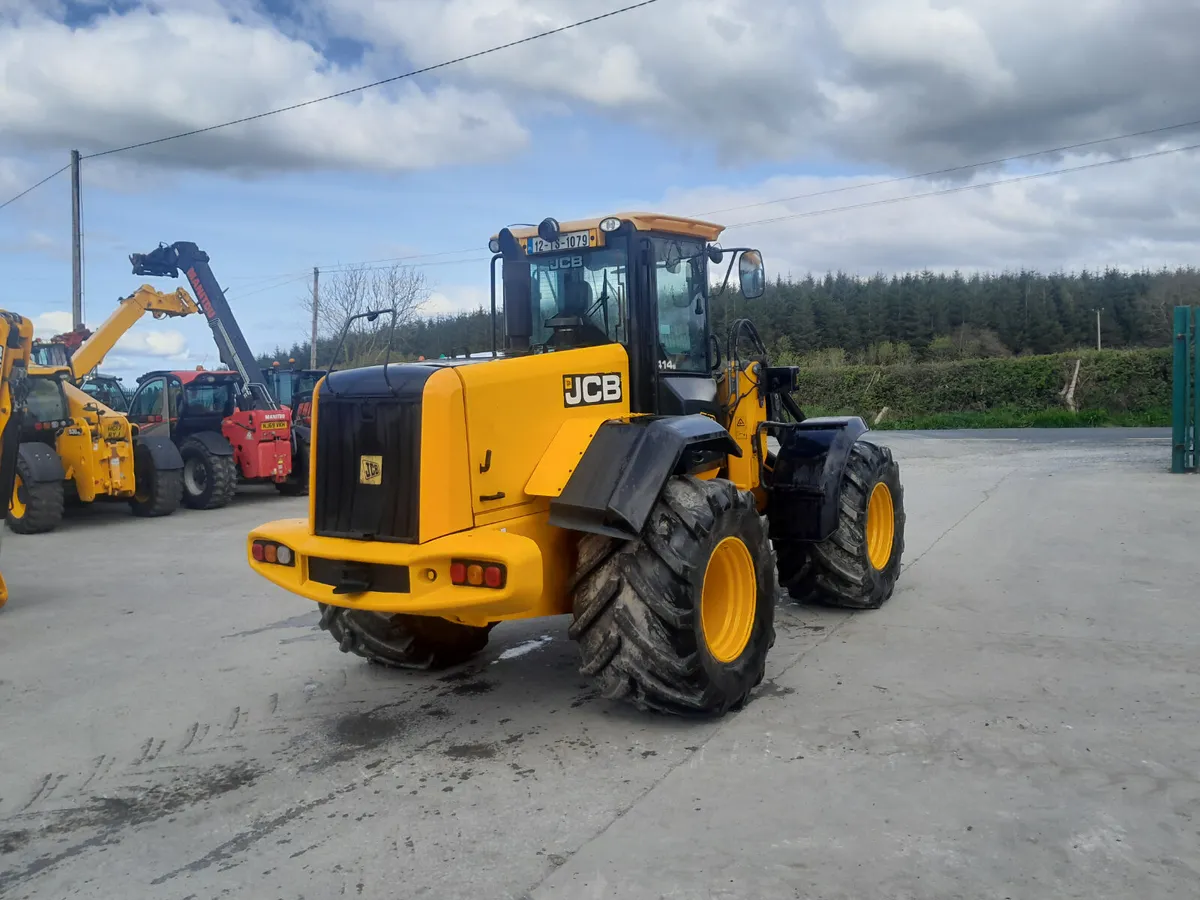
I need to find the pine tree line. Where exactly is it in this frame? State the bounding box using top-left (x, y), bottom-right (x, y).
top-left (259, 266), bottom-right (1200, 370)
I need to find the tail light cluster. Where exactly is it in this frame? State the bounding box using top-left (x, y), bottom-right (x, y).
top-left (33, 420), bottom-right (69, 431)
top-left (449, 559), bottom-right (507, 589)
top-left (252, 540), bottom-right (295, 566)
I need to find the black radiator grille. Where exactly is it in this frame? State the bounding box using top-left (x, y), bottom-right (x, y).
top-left (313, 396), bottom-right (421, 542)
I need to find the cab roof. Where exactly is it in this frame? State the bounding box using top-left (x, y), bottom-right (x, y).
top-left (139, 369), bottom-right (239, 385)
top-left (495, 212), bottom-right (724, 244)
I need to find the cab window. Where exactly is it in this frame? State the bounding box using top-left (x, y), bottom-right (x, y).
top-left (652, 237), bottom-right (708, 373)
top-left (26, 375), bottom-right (68, 423)
top-left (183, 382), bottom-right (236, 416)
top-left (529, 247), bottom-right (627, 348)
top-left (129, 378), bottom-right (165, 419)
top-left (82, 379), bottom-right (129, 413)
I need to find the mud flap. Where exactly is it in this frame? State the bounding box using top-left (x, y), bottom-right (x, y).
top-left (764, 415), bottom-right (869, 543)
top-left (136, 434), bottom-right (184, 470)
top-left (16, 442), bottom-right (65, 483)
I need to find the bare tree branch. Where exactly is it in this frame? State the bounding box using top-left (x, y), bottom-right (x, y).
top-left (299, 263), bottom-right (430, 366)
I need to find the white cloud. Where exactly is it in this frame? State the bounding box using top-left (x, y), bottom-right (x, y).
top-left (0, 5), bottom-right (528, 174)
top-left (664, 147), bottom-right (1200, 276)
top-left (423, 285), bottom-right (490, 317)
top-left (315, 0), bottom-right (1200, 169)
top-left (108, 328), bottom-right (190, 359)
top-left (33, 309), bottom-right (72, 334)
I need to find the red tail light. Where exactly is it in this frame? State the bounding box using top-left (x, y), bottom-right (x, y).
top-left (252, 540), bottom-right (294, 566)
top-left (450, 559), bottom-right (506, 589)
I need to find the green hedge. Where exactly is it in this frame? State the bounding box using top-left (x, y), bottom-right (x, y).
top-left (794, 349), bottom-right (1173, 426)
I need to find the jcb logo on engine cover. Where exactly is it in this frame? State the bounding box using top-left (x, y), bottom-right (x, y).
top-left (563, 373), bottom-right (622, 408)
top-left (359, 455), bottom-right (382, 486)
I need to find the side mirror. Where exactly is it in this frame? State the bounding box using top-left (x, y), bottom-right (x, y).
top-left (739, 250), bottom-right (765, 299)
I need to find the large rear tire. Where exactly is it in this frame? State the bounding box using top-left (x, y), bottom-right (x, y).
top-left (7, 458), bottom-right (65, 535)
top-left (318, 605), bottom-right (493, 669)
top-left (569, 476), bottom-right (777, 717)
top-left (179, 438), bottom-right (237, 510)
top-left (777, 439), bottom-right (905, 609)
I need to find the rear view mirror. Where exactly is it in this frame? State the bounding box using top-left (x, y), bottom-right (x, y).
top-left (739, 250), bottom-right (765, 299)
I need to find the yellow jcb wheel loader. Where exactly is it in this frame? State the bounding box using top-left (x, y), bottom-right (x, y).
top-left (248, 212), bottom-right (906, 716)
top-left (1, 310), bottom-right (35, 609)
top-left (8, 286), bottom-right (199, 534)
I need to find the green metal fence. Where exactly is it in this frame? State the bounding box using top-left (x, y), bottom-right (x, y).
top-left (1172, 306), bottom-right (1199, 473)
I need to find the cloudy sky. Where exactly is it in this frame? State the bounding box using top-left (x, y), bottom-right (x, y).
top-left (2, 0), bottom-right (1198, 381)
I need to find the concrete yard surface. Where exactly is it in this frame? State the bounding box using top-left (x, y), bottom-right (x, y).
top-left (1, 428), bottom-right (1197, 899)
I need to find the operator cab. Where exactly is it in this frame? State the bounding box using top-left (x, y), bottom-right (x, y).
top-left (19, 370), bottom-right (71, 444)
top-left (128, 370), bottom-right (239, 438)
top-left (80, 375), bottom-right (130, 413)
top-left (489, 213), bottom-right (764, 420)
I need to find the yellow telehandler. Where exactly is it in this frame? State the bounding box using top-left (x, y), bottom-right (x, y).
top-left (1, 310), bottom-right (34, 608)
top-left (248, 213), bottom-right (906, 716)
top-left (8, 286), bottom-right (199, 534)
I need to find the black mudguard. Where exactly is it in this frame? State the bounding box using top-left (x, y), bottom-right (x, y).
top-left (549, 415), bottom-right (741, 540)
top-left (292, 423), bottom-right (311, 457)
top-left (136, 434), bottom-right (184, 470)
top-left (765, 416), bottom-right (870, 543)
top-left (17, 442), bottom-right (65, 483)
top-left (184, 430), bottom-right (233, 456)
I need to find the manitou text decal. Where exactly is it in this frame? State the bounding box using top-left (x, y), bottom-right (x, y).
top-left (359, 455), bottom-right (382, 485)
top-left (563, 373), bottom-right (622, 408)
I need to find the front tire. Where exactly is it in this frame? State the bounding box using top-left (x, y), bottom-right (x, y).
top-left (129, 450), bottom-right (183, 518)
top-left (179, 438), bottom-right (237, 510)
top-left (7, 458), bottom-right (65, 535)
top-left (569, 476), bottom-right (777, 717)
top-left (778, 439), bottom-right (905, 609)
top-left (318, 605), bottom-right (492, 669)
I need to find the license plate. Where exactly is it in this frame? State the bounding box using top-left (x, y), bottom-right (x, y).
top-left (525, 230), bottom-right (595, 254)
top-left (261, 420), bottom-right (288, 430)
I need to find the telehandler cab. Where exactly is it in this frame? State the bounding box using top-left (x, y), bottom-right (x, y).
top-left (7, 286), bottom-right (196, 534)
top-left (248, 212), bottom-right (906, 716)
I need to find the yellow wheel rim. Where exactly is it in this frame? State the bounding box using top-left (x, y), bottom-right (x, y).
top-left (700, 536), bottom-right (757, 663)
top-left (866, 482), bottom-right (895, 570)
top-left (10, 474), bottom-right (25, 520)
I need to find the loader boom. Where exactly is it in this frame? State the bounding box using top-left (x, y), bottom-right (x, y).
top-left (68, 285), bottom-right (199, 379)
top-left (130, 242), bottom-right (272, 404)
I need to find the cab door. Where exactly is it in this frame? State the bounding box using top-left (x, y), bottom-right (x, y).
top-left (128, 376), bottom-right (169, 438)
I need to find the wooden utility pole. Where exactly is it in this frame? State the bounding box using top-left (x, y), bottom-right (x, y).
top-left (1095, 307), bottom-right (1104, 351)
top-left (310, 266), bottom-right (320, 368)
top-left (70, 150), bottom-right (82, 329)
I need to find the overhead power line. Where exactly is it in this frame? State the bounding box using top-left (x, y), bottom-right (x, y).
top-left (80, 0), bottom-right (662, 161)
top-left (0, 163), bottom-right (71, 212)
top-left (698, 115), bottom-right (1200, 218)
top-left (724, 140), bottom-right (1200, 230)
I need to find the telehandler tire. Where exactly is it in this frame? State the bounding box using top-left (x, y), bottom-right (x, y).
top-left (7, 458), bottom-right (64, 535)
top-left (129, 458), bottom-right (183, 518)
top-left (318, 605), bottom-right (492, 669)
top-left (569, 476), bottom-right (777, 717)
top-left (777, 439), bottom-right (905, 610)
top-left (179, 438), bottom-right (237, 510)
